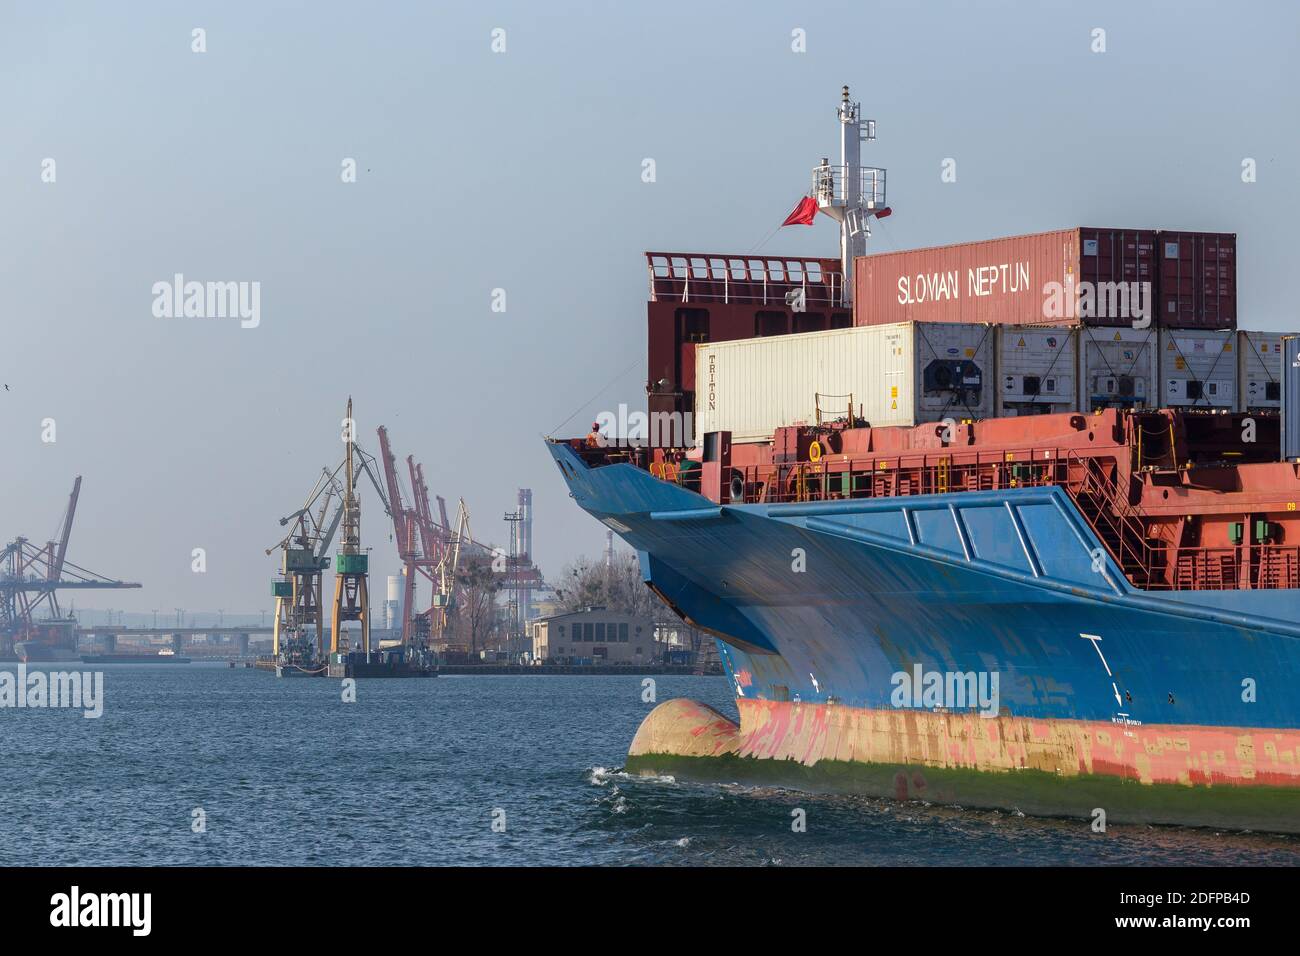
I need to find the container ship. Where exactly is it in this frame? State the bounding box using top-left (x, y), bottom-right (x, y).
top-left (12, 621), bottom-right (81, 663)
top-left (548, 87), bottom-right (1300, 832)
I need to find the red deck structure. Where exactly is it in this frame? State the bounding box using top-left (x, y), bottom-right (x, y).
top-left (565, 407), bottom-right (1300, 592)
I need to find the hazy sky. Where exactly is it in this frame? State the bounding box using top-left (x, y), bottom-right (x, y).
top-left (2, 0), bottom-right (1297, 615)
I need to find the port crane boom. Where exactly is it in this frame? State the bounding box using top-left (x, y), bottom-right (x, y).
top-left (268, 428), bottom-right (391, 664)
top-left (1, 476), bottom-right (141, 657)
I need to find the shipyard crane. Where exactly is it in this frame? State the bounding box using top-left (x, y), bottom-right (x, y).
top-left (377, 424), bottom-right (464, 648)
top-left (1, 477), bottom-right (142, 657)
top-left (266, 465), bottom-right (343, 665)
top-left (433, 498), bottom-right (471, 620)
top-left (376, 424), bottom-right (517, 650)
top-left (375, 425), bottom-right (560, 658)
top-left (374, 429), bottom-right (423, 647)
top-left (267, 417), bottom-right (391, 665)
top-left (330, 397), bottom-right (380, 658)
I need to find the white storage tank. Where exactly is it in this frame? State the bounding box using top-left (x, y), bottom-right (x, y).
top-left (1078, 326), bottom-right (1159, 411)
top-left (385, 574), bottom-right (404, 632)
top-left (1237, 330), bottom-right (1300, 411)
top-left (994, 326), bottom-right (1080, 416)
top-left (693, 321), bottom-right (995, 443)
top-left (1158, 329), bottom-right (1236, 409)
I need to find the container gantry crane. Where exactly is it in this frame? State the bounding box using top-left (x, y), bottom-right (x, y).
top-left (1, 476), bottom-right (141, 658)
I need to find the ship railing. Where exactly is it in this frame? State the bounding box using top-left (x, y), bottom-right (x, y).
top-left (641, 444), bottom-right (1298, 592)
top-left (645, 252), bottom-right (845, 307)
top-left (1055, 455), bottom-right (1300, 591)
top-left (728, 447), bottom-right (1072, 506)
top-left (1125, 543), bottom-right (1300, 591)
top-left (811, 164), bottom-right (888, 211)
top-left (1165, 544), bottom-right (1300, 590)
top-left (1060, 451), bottom-right (1164, 588)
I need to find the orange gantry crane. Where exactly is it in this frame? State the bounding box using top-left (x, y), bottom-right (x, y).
top-left (376, 425), bottom-right (484, 649)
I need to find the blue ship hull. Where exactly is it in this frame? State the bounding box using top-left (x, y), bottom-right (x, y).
top-left (548, 441), bottom-right (1300, 829)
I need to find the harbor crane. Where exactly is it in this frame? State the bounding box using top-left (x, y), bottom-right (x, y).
top-left (1, 476), bottom-right (141, 657)
top-left (329, 398), bottom-right (382, 659)
top-left (376, 424), bottom-right (483, 649)
top-left (376, 427), bottom-right (558, 659)
top-left (266, 406), bottom-right (390, 666)
top-left (266, 466), bottom-right (342, 666)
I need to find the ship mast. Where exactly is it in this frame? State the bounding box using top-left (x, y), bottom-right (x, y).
top-left (813, 85), bottom-right (888, 306)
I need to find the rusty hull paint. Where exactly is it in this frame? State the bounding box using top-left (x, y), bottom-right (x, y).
top-left (629, 698), bottom-right (741, 760)
top-left (734, 698), bottom-right (1299, 788)
top-left (627, 697), bottom-right (1300, 831)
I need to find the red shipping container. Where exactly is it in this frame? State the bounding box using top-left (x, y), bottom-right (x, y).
top-left (1156, 231), bottom-right (1236, 330)
top-left (854, 227), bottom-right (1167, 329)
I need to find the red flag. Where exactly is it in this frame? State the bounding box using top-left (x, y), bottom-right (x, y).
top-left (781, 196), bottom-right (819, 226)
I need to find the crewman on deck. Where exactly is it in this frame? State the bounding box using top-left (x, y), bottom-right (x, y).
top-left (585, 422), bottom-right (604, 448)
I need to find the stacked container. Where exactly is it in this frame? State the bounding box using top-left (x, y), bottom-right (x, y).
top-left (994, 326), bottom-right (1080, 416)
top-left (1157, 329), bottom-right (1237, 409)
top-left (854, 227), bottom-right (1234, 331)
top-left (1078, 326), bottom-right (1160, 411)
top-left (1283, 336), bottom-right (1300, 460)
top-left (1157, 232), bottom-right (1237, 330)
top-left (694, 321), bottom-right (995, 442)
top-left (1238, 330), bottom-right (1300, 411)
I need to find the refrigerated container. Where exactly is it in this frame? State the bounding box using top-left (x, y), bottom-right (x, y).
top-left (1079, 326), bottom-right (1159, 411)
top-left (1158, 329), bottom-right (1237, 409)
top-left (994, 326), bottom-right (1080, 416)
top-left (1237, 330), bottom-right (1300, 411)
top-left (694, 321), bottom-right (995, 442)
top-left (1283, 336), bottom-right (1300, 460)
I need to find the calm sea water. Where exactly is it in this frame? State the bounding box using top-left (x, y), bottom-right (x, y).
top-left (1, 663), bottom-right (1296, 866)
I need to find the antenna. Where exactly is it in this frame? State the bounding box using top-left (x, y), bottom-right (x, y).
top-left (812, 85), bottom-right (889, 305)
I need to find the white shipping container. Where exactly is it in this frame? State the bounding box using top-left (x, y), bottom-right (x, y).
top-left (1284, 336), bottom-right (1300, 459)
top-left (1079, 326), bottom-right (1159, 411)
top-left (1158, 329), bottom-right (1236, 409)
top-left (693, 322), bottom-right (995, 443)
top-left (994, 326), bottom-right (1080, 415)
top-left (1237, 330), bottom-right (1300, 411)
